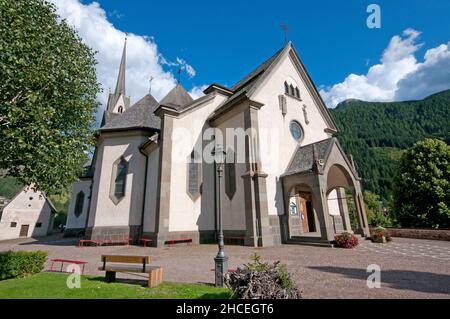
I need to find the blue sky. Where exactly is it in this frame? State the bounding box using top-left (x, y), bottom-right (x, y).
top-left (54, 0), bottom-right (450, 109)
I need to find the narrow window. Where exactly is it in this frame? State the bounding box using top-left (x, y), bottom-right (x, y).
top-left (284, 81), bottom-right (289, 94)
top-left (114, 159), bottom-right (127, 198)
top-left (295, 87), bottom-right (300, 99)
top-left (225, 150), bottom-right (236, 200)
top-left (35, 222), bottom-right (42, 228)
top-left (289, 84), bottom-right (295, 96)
top-left (187, 150), bottom-right (202, 199)
top-left (74, 191), bottom-right (85, 218)
top-left (118, 106), bottom-right (124, 113)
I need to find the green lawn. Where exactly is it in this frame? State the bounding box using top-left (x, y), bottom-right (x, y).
top-left (0, 272), bottom-right (231, 299)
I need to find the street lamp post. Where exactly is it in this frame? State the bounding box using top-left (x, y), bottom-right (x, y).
top-left (212, 145), bottom-right (228, 287)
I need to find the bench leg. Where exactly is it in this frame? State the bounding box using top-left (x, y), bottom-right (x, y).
top-left (105, 271), bottom-right (116, 283)
top-left (148, 268), bottom-right (163, 288)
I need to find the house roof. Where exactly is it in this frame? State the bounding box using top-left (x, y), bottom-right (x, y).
top-left (283, 138), bottom-right (334, 176)
top-left (100, 94), bottom-right (160, 132)
top-left (159, 84), bottom-right (194, 110)
top-left (1, 186), bottom-right (58, 214)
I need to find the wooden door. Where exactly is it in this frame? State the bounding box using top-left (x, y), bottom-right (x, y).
top-left (298, 196), bottom-right (310, 233)
top-left (19, 225), bottom-right (29, 237)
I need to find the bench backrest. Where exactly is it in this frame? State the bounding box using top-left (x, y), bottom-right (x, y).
top-left (101, 255), bottom-right (150, 272)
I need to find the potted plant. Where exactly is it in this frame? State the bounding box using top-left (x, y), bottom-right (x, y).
top-left (371, 226), bottom-right (392, 243)
top-left (334, 232), bottom-right (359, 248)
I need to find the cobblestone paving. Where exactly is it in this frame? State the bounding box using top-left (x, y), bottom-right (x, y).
top-left (0, 235), bottom-right (449, 299)
top-left (358, 240), bottom-right (450, 261)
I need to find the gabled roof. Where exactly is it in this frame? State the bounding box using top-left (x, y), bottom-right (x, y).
top-left (283, 138), bottom-right (359, 179)
top-left (210, 42), bottom-right (338, 132)
top-left (159, 84), bottom-right (194, 110)
top-left (1, 186), bottom-right (57, 215)
top-left (283, 138), bottom-right (334, 176)
top-left (100, 94), bottom-right (160, 132)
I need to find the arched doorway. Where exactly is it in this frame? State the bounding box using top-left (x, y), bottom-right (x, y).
top-left (326, 164), bottom-right (368, 236)
top-left (286, 184), bottom-right (320, 239)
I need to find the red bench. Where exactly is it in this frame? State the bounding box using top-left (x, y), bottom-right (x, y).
top-left (166, 238), bottom-right (192, 247)
top-left (102, 236), bottom-right (133, 246)
top-left (140, 238), bottom-right (152, 247)
top-left (78, 239), bottom-right (100, 247)
top-left (49, 259), bottom-right (88, 274)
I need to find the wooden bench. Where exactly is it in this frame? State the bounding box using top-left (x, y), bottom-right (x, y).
top-left (166, 238), bottom-right (192, 247)
top-left (98, 255), bottom-right (163, 288)
top-left (49, 259), bottom-right (88, 274)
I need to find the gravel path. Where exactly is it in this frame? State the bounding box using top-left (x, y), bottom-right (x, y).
top-left (1, 235), bottom-right (449, 299)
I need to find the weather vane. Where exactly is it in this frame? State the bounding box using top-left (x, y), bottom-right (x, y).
top-left (281, 23), bottom-right (289, 45)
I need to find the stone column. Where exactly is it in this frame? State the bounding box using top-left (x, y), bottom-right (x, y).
top-left (154, 113), bottom-right (175, 247)
top-left (352, 185), bottom-right (370, 237)
top-left (337, 188), bottom-right (352, 232)
top-left (313, 175), bottom-right (336, 242)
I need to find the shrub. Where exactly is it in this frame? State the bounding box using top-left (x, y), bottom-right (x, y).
top-left (0, 251), bottom-right (48, 280)
top-left (371, 226), bottom-right (392, 243)
top-left (334, 232), bottom-right (359, 248)
top-left (224, 254), bottom-right (302, 299)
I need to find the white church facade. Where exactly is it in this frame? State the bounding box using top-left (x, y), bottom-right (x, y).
top-left (65, 40), bottom-right (370, 247)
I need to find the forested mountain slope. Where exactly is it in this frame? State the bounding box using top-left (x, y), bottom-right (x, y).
top-left (330, 89), bottom-right (450, 200)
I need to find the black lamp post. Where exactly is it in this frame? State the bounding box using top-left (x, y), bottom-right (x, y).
top-left (212, 145), bottom-right (228, 287)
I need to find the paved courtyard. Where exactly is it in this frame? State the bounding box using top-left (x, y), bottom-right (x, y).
top-left (0, 235), bottom-right (449, 299)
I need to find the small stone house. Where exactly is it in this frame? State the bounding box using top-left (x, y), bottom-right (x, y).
top-left (0, 186), bottom-right (56, 241)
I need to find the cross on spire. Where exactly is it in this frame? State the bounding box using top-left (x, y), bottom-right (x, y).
top-left (148, 76), bottom-right (153, 94)
top-left (280, 23), bottom-right (289, 45)
top-left (177, 66), bottom-right (183, 84)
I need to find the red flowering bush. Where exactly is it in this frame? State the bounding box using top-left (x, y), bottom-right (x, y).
top-left (371, 227), bottom-right (392, 243)
top-left (334, 232), bottom-right (359, 248)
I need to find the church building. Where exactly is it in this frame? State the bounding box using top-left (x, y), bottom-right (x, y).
top-left (65, 40), bottom-right (370, 247)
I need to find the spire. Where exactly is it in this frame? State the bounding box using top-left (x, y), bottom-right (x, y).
top-left (114, 36), bottom-right (127, 95)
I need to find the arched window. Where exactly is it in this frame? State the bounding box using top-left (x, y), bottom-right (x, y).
top-left (74, 191), bottom-right (85, 217)
top-left (118, 106), bottom-right (124, 113)
top-left (284, 81), bottom-right (289, 94)
top-left (187, 150), bottom-right (202, 200)
top-left (295, 87), bottom-right (300, 99)
top-left (110, 157), bottom-right (128, 204)
top-left (289, 84), bottom-right (295, 96)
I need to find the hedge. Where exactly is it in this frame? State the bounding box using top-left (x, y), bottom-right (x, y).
top-left (0, 251), bottom-right (48, 280)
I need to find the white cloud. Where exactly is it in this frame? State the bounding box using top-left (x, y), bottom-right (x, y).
top-left (189, 85), bottom-right (208, 100)
top-left (320, 29), bottom-right (450, 107)
top-left (50, 0), bottom-right (204, 118)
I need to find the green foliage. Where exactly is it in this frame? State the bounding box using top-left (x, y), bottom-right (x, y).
top-left (276, 264), bottom-right (295, 290)
top-left (331, 90), bottom-right (450, 200)
top-left (247, 253), bottom-right (269, 272)
top-left (0, 273), bottom-right (231, 299)
top-left (392, 139), bottom-right (450, 229)
top-left (0, 251), bottom-right (47, 280)
top-left (364, 191), bottom-right (394, 227)
top-left (49, 193), bottom-right (70, 228)
top-left (0, 176), bottom-right (23, 198)
top-left (0, 0), bottom-right (100, 195)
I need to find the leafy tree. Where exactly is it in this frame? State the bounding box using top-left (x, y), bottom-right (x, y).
top-left (364, 191), bottom-right (393, 227)
top-left (0, 0), bottom-right (100, 195)
top-left (392, 139), bottom-right (450, 229)
top-left (331, 90), bottom-right (450, 200)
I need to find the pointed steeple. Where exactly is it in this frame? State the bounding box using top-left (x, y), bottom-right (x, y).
top-left (101, 37), bottom-right (130, 126)
top-left (115, 37), bottom-right (127, 96)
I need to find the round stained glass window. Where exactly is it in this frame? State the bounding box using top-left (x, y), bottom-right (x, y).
top-left (289, 121), bottom-right (303, 141)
